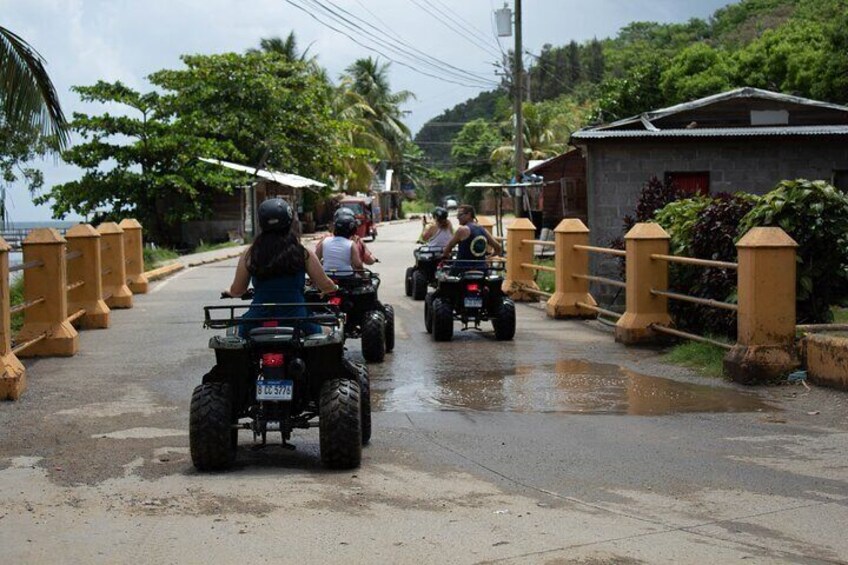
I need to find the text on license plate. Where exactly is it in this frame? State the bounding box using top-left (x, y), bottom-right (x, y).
top-left (464, 297), bottom-right (483, 308)
top-left (256, 380), bottom-right (293, 401)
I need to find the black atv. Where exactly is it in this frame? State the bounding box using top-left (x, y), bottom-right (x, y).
top-left (191, 295), bottom-right (371, 471)
top-left (307, 270), bottom-right (394, 363)
top-left (405, 245), bottom-right (443, 301)
top-left (424, 259), bottom-right (516, 342)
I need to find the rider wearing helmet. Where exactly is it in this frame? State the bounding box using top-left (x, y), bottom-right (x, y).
top-left (225, 198), bottom-right (337, 333)
top-left (315, 207), bottom-right (366, 275)
top-left (419, 206), bottom-right (454, 248)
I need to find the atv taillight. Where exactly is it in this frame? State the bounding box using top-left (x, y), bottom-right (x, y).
top-left (262, 321), bottom-right (278, 327)
top-left (466, 283), bottom-right (480, 292)
top-left (262, 353), bottom-right (285, 367)
top-left (329, 296), bottom-right (343, 306)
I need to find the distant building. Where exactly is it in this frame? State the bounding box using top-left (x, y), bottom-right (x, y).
top-left (523, 149), bottom-right (587, 229)
top-left (571, 87), bottom-right (848, 297)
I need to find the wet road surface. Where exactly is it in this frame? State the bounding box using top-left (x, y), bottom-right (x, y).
top-left (1, 220), bottom-right (847, 564)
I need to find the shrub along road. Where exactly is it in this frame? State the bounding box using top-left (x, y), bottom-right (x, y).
top-left (0, 220), bottom-right (846, 563)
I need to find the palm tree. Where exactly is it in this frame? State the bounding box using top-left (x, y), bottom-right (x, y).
top-left (248, 32), bottom-right (316, 65)
top-left (0, 26), bottom-right (68, 149)
top-left (340, 58), bottom-right (414, 190)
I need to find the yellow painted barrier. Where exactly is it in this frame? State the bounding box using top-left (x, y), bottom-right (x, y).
top-left (97, 222), bottom-right (133, 309)
top-left (724, 227), bottom-right (800, 384)
top-left (17, 229), bottom-right (79, 357)
top-left (615, 223), bottom-right (672, 345)
top-left (546, 219), bottom-right (597, 319)
top-left (502, 217), bottom-right (539, 301)
top-left (119, 218), bottom-right (149, 294)
top-left (0, 237), bottom-right (26, 399)
top-left (66, 224), bottom-right (110, 329)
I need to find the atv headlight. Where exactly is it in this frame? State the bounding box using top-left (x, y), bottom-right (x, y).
top-left (419, 253), bottom-right (432, 259)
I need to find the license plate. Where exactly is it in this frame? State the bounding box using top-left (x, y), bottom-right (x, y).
top-left (256, 380), bottom-right (293, 401)
top-left (464, 296), bottom-right (483, 309)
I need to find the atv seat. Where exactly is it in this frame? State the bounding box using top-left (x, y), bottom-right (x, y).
top-left (461, 270), bottom-right (486, 280)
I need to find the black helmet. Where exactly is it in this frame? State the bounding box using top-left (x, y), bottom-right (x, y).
top-left (334, 207), bottom-right (356, 221)
top-left (258, 198), bottom-right (293, 233)
top-left (432, 207), bottom-right (448, 221)
top-left (334, 213), bottom-right (357, 237)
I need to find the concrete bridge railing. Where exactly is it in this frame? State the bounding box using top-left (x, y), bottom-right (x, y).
top-left (0, 219), bottom-right (150, 400)
top-left (504, 218), bottom-right (799, 385)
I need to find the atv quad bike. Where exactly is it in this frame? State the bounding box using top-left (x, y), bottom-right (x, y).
top-left (424, 259), bottom-right (515, 342)
top-left (404, 244), bottom-right (443, 301)
top-left (191, 295), bottom-right (371, 471)
top-left (307, 269), bottom-right (394, 363)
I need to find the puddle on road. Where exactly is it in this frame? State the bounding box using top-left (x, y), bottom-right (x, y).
top-left (374, 359), bottom-right (775, 415)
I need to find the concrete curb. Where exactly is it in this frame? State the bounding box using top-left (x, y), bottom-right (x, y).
top-left (143, 262), bottom-right (185, 281)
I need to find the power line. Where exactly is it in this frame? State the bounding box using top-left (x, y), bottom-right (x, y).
top-left (285, 0), bottom-right (494, 89)
top-left (427, 0), bottom-right (503, 53)
top-left (406, 0), bottom-right (502, 59)
top-left (313, 0), bottom-right (499, 87)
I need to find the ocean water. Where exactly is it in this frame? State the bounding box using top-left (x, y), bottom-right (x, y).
top-left (3, 220), bottom-right (80, 267)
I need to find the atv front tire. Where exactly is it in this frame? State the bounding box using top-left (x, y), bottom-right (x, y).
top-left (383, 304), bottom-right (395, 353)
top-left (412, 270), bottom-right (428, 300)
top-left (361, 310), bottom-right (386, 362)
top-left (319, 378), bottom-right (362, 469)
top-left (424, 293), bottom-right (434, 334)
top-left (189, 382), bottom-right (236, 471)
top-left (404, 267), bottom-right (414, 297)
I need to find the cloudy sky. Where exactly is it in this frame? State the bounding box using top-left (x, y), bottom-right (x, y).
top-left (5, 0), bottom-right (734, 222)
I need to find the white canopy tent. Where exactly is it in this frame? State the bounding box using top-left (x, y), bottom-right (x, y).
top-left (464, 180), bottom-right (544, 236)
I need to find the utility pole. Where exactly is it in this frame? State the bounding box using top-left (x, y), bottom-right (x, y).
top-left (513, 0), bottom-right (525, 217)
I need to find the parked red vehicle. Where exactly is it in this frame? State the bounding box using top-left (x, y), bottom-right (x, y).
top-left (338, 196), bottom-right (378, 241)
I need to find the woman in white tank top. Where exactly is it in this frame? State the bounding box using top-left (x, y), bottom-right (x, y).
top-left (420, 206), bottom-right (454, 249)
top-left (316, 210), bottom-right (363, 274)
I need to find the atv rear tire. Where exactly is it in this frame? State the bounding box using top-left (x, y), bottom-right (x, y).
top-left (361, 310), bottom-right (386, 362)
top-left (383, 304), bottom-right (395, 353)
top-left (492, 298), bottom-right (516, 341)
top-left (189, 382), bottom-right (236, 471)
top-left (424, 293), bottom-right (434, 334)
top-left (319, 378), bottom-right (362, 469)
top-left (358, 367), bottom-right (372, 445)
top-left (412, 270), bottom-right (428, 300)
top-left (432, 298), bottom-right (453, 342)
top-left (404, 267), bottom-right (414, 297)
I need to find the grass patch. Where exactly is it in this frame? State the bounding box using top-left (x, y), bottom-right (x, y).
top-left (10, 277), bottom-right (24, 334)
top-left (832, 307), bottom-right (848, 323)
top-left (143, 246), bottom-right (179, 271)
top-left (193, 240), bottom-right (239, 254)
top-left (402, 200), bottom-right (432, 215)
top-left (535, 258), bottom-right (555, 293)
top-left (663, 340), bottom-right (728, 378)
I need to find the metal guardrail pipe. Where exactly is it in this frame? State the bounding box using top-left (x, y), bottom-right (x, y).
top-left (9, 259), bottom-right (44, 273)
top-left (65, 250), bottom-right (83, 261)
top-left (66, 309), bottom-right (86, 324)
top-left (576, 302), bottom-right (622, 319)
top-left (572, 273), bottom-right (626, 289)
top-left (797, 324), bottom-right (848, 333)
top-left (520, 262), bottom-right (555, 273)
top-left (9, 297), bottom-right (45, 315)
top-left (521, 239), bottom-right (555, 247)
top-left (573, 244), bottom-right (626, 257)
top-left (11, 332), bottom-right (48, 355)
top-left (521, 287), bottom-right (553, 299)
top-left (650, 289), bottom-right (739, 312)
top-left (66, 280), bottom-right (85, 292)
top-left (650, 324), bottom-right (733, 351)
top-left (650, 253), bottom-right (738, 270)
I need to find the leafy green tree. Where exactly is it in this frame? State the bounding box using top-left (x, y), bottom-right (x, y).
top-left (660, 43), bottom-right (736, 103)
top-left (583, 39), bottom-right (605, 84)
top-left (592, 56), bottom-right (665, 122)
top-left (0, 121), bottom-right (50, 223)
top-left (149, 52), bottom-right (343, 183)
top-left (35, 81), bottom-right (238, 244)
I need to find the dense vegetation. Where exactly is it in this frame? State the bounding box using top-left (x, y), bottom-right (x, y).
top-left (415, 0), bottom-right (848, 200)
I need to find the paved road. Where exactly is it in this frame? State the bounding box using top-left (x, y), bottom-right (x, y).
top-left (1, 220), bottom-right (847, 564)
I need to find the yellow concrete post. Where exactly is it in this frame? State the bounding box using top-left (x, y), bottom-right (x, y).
top-left (66, 224), bottom-right (110, 329)
top-left (502, 217), bottom-right (540, 301)
top-left (97, 222), bottom-right (133, 309)
top-left (615, 222), bottom-right (672, 345)
top-left (17, 229), bottom-right (79, 357)
top-left (119, 218), bottom-right (149, 294)
top-left (546, 219), bottom-right (597, 318)
top-left (476, 216), bottom-right (496, 254)
top-left (724, 227), bottom-right (799, 384)
top-left (0, 237), bottom-right (26, 399)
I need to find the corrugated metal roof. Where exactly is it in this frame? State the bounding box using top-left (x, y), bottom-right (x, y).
top-left (198, 158), bottom-right (328, 189)
top-left (572, 125), bottom-right (848, 140)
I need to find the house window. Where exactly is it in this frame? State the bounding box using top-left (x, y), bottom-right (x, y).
top-left (665, 171), bottom-right (710, 195)
top-left (833, 170), bottom-right (848, 193)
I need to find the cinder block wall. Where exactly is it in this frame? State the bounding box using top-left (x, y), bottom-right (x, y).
top-left (583, 136), bottom-right (848, 303)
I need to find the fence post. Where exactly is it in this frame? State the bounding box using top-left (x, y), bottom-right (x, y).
top-left (476, 216), bottom-right (496, 254)
top-left (546, 219), bottom-right (597, 318)
top-left (17, 229), bottom-right (79, 357)
top-left (97, 222), bottom-right (133, 309)
top-left (118, 218), bottom-right (149, 294)
top-left (0, 237), bottom-right (26, 399)
top-left (615, 222), bottom-right (671, 345)
top-left (724, 227), bottom-right (799, 384)
top-left (66, 224), bottom-right (111, 329)
top-left (503, 217), bottom-right (539, 301)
